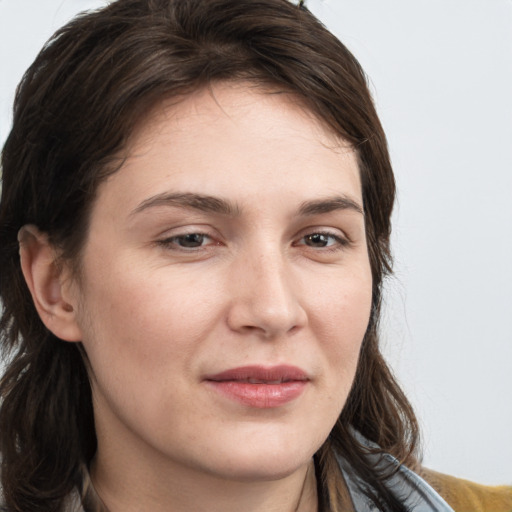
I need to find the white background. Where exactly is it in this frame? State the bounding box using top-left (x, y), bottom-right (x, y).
top-left (1, 0), bottom-right (511, 486)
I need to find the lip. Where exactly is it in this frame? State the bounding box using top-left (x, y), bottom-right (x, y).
top-left (204, 365), bottom-right (309, 408)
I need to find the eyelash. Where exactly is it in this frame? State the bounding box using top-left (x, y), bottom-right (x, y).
top-left (157, 230), bottom-right (350, 253)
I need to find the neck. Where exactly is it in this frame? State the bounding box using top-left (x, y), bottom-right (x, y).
top-left (91, 455), bottom-right (317, 512)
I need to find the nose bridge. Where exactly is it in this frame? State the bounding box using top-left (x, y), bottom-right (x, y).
top-left (227, 241), bottom-right (306, 337)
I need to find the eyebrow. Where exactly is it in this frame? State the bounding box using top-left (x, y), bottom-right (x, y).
top-left (130, 192), bottom-right (240, 217)
top-left (298, 195), bottom-right (364, 216)
top-left (130, 192), bottom-right (363, 218)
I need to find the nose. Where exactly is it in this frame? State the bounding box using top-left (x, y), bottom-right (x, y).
top-left (226, 247), bottom-right (308, 339)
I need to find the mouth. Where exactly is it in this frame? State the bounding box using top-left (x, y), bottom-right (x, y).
top-left (204, 365), bottom-right (309, 408)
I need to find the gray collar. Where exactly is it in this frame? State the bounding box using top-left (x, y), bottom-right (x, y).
top-left (337, 450), bottom-right (454, 511)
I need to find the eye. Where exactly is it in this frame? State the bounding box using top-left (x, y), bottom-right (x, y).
top-left (159, 233), bottom-right (213, 250)
top-left (297, 232), bottom-right (348, 249)
top-left (303, 233), bottom-right (337, 248)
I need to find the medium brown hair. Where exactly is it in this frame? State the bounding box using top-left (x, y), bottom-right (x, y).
top-left (0, 0), bottom-right (419, 510)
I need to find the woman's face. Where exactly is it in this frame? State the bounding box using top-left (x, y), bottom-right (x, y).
top-left (69, 83), bottom-right (372, 482)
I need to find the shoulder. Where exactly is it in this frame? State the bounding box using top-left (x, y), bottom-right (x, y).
top-left (419, 467), bottom-right (512, 512)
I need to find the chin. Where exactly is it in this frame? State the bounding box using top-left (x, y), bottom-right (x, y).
top-left (204, 417), bottom-right (333, 481)
top-left (199, 440), bottom-right (318, 482)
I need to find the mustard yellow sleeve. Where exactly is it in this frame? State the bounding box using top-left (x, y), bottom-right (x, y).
top-left (419, 467), bottom-right (512, 512)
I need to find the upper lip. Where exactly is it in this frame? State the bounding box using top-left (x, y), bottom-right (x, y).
top-left (205, 365), bottom-right (309, 384)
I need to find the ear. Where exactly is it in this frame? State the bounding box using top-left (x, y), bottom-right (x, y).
top-left (18, 225), bottom-right (83, 342)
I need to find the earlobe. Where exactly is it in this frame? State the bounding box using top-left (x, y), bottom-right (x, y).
top-left (18, 225), bottom-right (83, 342)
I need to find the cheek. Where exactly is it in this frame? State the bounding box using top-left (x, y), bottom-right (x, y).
top-left (74, 257), bottom-right (227, 389)
top-left (313, 266), bottom-right (372, 339)
top-left (310, 269), bottom-right (372, 389)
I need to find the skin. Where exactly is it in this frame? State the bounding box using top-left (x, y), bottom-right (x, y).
top-left (20, 83), bottom-right (372, 512)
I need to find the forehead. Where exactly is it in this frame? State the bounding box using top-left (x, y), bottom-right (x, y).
top-left (94, 82), bottom-right (362, 216)
top-left (131, 82), bottom-right (351, 151)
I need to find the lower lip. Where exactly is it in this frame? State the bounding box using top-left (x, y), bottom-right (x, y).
top-left (206, 381), bottom-right (307, 408)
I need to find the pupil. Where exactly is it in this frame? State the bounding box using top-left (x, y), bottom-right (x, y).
top-left (307, 234), bottom-right (328, 247)
top-left (179, 234), bottom-right (204, 247)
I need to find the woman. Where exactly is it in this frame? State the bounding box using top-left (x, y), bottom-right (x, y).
top-left (0, 1), bottom-right (510, 511)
